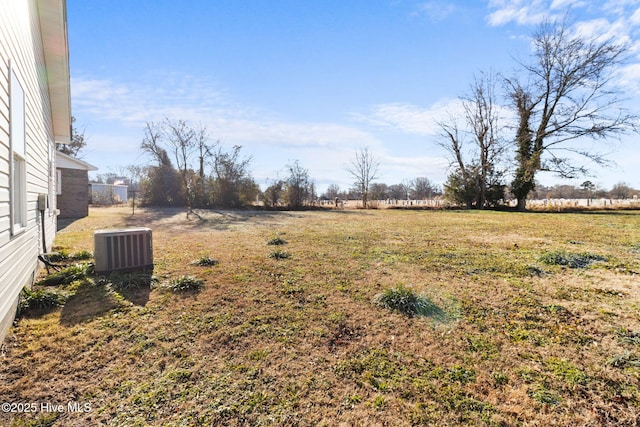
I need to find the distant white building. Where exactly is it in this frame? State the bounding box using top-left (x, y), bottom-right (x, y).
top-left (90, 183), bottom-right (128, 205)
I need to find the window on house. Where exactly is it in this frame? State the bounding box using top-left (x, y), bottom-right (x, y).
top-left (56, 169), bottom-right (62, 195)
top-left (48, 141), bottom-right (55, 213)
top-left (10, 66), bottom-right (27, 235)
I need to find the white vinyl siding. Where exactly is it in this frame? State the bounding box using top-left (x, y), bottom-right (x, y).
top-left (0, 0), bottom-right (65, 342)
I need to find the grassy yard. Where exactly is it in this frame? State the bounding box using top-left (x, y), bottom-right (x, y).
top-left (1, 206), bottom-right (640, 426)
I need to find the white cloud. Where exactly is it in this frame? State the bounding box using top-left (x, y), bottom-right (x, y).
top-left (415, 1), bottom-right (457, 22)
top-left (351, 100), bottom-right (463, 136)
top-left (603, 0), bottom-right (640, 16)
top-left (486, 0), bottom-right (551, 26)
top-left (616, 63), bottom-right (640, 96)
top-left (72, 74), bottom-right (378, 154)
top-left (631, 7), bottom-right (640, 25)
top-left (549, 0), bottom-right (588, 9)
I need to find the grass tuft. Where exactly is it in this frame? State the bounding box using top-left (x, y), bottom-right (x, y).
top-left (269, 250), bottom-right (291, 260)
top-left (191, 256), bottom-right (219, 267)
top-left (163, 275), bottom-right (205, 292)
top-left (101, 271), bottom-right (157, 291)
top-left (36, 263), bottom-right (94, 286)
top-left (529, 385), bottom-right (561, 406)
top-left (606, 351), bottom-right (640, 368)
top-left (373, 284), bottom-right (440, 318)
top-left (18, 288), bottom-right (67, 316)
top-left (267, 237), bottom-right (288, 246)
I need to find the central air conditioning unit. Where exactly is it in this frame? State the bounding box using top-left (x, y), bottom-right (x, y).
top-left (94, 228), bottom-right (153, 274)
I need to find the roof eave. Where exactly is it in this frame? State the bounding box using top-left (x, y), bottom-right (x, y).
top-left (38, 0), bottom-right (71, 145)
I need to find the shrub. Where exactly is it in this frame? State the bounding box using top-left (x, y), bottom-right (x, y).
top-left (373, 284), bottom-right (437, 317)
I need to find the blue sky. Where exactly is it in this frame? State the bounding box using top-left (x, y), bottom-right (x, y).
top-left (67, 0), bottom-right (640, 193)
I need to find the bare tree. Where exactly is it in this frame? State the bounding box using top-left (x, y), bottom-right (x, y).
top-left (507, 18), bottom-right (637, 210)
top-left (162, 119), bottom-right (197, 215)
top-left (410, 177), bottom-right (438, 199)
top-left (284, 160), bottom-right (313, 208)
top-left (438, 71), bottom-right (505, 208)
top-left (140, 120), bottom-right (218, 211)
top-left (369, 182), bottom-right (388, 201)
top-left (464, 71), bottom-right (505, 208)
top-left (323, 184), bottom-right (341, 200)
top-left (346, 147), bottom-right (380, 208)
top-left (140, 122), bottom-right (181, 206)
top-left (263, 179), bottom-right (285, 207)
top-left (141, 122), bottom-right (170, 167)
top-left (211, 145), bottom-right (256, 208)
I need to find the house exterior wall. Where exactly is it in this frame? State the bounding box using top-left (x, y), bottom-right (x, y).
top-left (0, 0), bottom-right (65, 342)
top-left (57, 168), bottom-right (89, 218)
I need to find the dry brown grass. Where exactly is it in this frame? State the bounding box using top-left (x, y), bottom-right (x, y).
top-left (1, 206), bottom-right (640, 426)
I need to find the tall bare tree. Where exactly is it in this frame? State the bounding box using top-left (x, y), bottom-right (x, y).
top-left (507, 18), bottom-right (637, 210)
top-left (140, 122), bottom-right (181, 206)
top-left (346, 147), bottom-right (380, 208)
top-left (439, 71), bottom-right (505, 208)
top-left (141, 120), bottom-right (216, 211)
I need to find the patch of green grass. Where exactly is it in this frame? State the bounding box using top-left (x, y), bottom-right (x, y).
top-left (162, 275), bottom-right (205, 292)
top-left (614, 328), bottom-right (640, 346)
top-left (465, 335), bottom-right (499, 359)
top-left (335, 348), bottom-right (407, 385)
top-left (529, 384), bottom-right (561, 406)
top-left (11, 412), bottom-right (61, 426)
top-left (280, 279), bottom-right (304, 296)
top-left (342, 394), bottom-right (362, 408)
top-left (539, 250), bottom-right (607, 269)
top-left (72, 250), bottom-right (93, 260)
top-left (269, 250), bottom-right (291, 260)
top-left (247, 349), bottom-right (269, 361)
top-left (491, 371), bottom-right (509, 386)
top-left (448, 365), bottom-right (476, 384)
top-left (99, 271), bottom-right (157, 291)
top-left (18, 288), bottom-right (67, 316)
top-left (371, 395), bottom-right (386, 410)
top-left (191, 256), bottom-right (219, 266)
top-left (373, 284), bottom-right (441, 318)
top-left (36, 263), bottom-right (94, 286)
top-left (166, 368), bottom-right (193, 382)
top-left (545, 357), bottom-right (589, 386)
top-left (267, 237), bottom-right (288, 246)
top-left (607, 351), bottom-right (640, 368)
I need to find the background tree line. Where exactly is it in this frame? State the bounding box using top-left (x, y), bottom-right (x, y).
top-left (79, 17), bottom-right (638, 211)
top-left (439, 17), bottom-right (637, 210)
